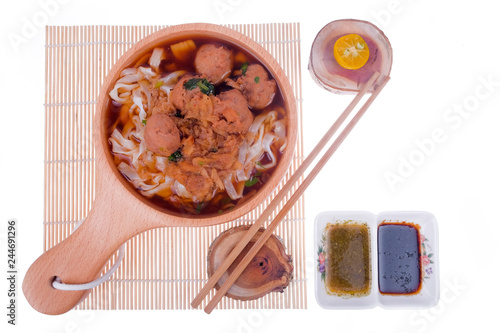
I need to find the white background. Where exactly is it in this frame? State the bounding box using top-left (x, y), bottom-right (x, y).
top-left (1, 0), bottom-right (499, 332)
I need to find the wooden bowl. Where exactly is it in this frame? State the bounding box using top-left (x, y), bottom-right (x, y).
top-left (23, 23), bottom-right (297, 315)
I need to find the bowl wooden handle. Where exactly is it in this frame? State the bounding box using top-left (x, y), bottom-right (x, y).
top-left (22, 198), bottom-right (149, 315)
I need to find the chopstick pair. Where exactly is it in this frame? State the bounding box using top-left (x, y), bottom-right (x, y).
top-left (192, 71), bottom-right (390, 313)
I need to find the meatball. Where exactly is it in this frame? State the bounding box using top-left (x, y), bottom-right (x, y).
top-left (184, 174), bottom-right (214, 202)
top-left (211, 89), bottom-right (253, 135)
top-left (194, 44), bottom-right (233, 84)
top-left (143, 113), bottom-right (181, 157)
top-left (171, 74), bottom-right (203, 111)
top-left (164, 161), bottom-right (215, 202)
top-left (236, 64), bottom-right (277, 110)
top-left (171, 74), bottom-right (214, 123)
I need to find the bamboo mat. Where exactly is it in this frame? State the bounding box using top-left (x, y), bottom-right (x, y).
top-left (44, 23), bottom-right (305, 310)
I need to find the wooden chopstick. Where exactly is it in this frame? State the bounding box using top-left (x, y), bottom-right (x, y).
top-left (191, 71), bottom-right (384, 310)
top-left (190, 72), bottom-right (379, 309)
top-left (203, 74), bottom-right (389, 313)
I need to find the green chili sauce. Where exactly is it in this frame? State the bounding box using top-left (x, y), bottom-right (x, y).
top-left (325, 223), bottom-right (371, 296)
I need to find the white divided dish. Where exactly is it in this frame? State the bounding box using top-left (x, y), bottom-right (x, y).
top-left (314, 211), bottom-right (439, 310)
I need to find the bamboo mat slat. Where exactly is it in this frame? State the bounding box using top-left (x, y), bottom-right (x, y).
top-left (44, 23), bottom-right (306, 310)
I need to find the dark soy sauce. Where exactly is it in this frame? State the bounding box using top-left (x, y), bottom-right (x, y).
top-left (378, 223), bottom-right (422, 295)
